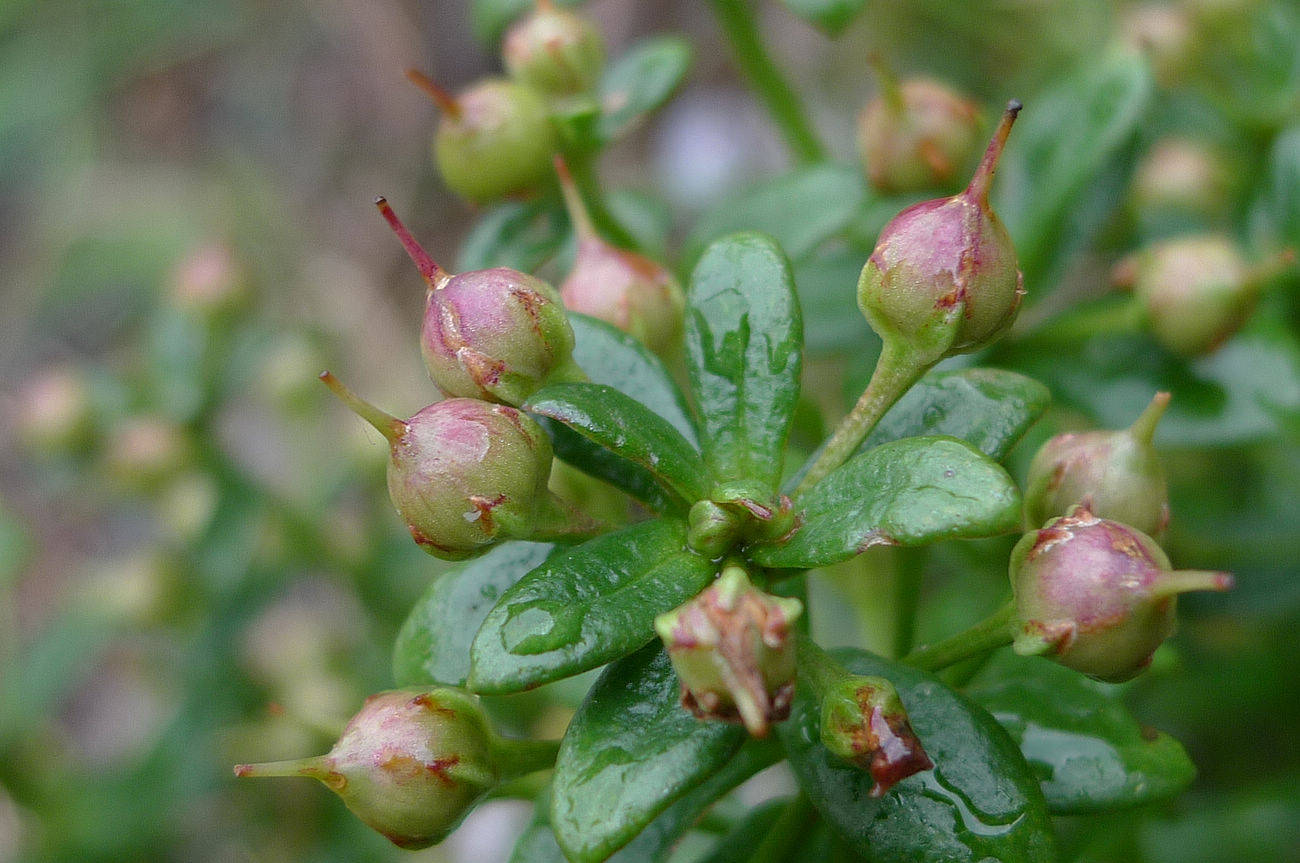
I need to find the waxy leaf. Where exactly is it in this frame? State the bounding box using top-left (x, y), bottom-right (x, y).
top-left (754, 436), bottom-right (1021, 569)
top-left (551, 644), bottom-right (745, 863)
top-left (781, 0), bottom-right (868, 36)
top-left (598, 36), bottom-right (692, 142)
top-left (969, 654), bottom-right (1196, 815)
top-left (684, 165), bottom-right (866, 267)
top-left (456, 196), bottom-right (567, 273)
top-left (469, 518), bottom-right (714, 693)
top-left (858, 368), bottom-right (1051, 462)
top-left (792, 245), bottom-right (877, 357)
top-left (779, 649), bottom-right (1056, 863)
top-left (542, 419), bottom-right (679, 513)
top-left (686, 233), bottom-right (803, 499)
top-left (392, 542), bottom-right (553, 688)
top-left (528, 382), bottom-right (707, 505)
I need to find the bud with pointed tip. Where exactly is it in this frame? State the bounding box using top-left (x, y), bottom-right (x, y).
top-left (856, 67), bottom-right (982, 194)
top-left (555, 157), bottom-right (684, 355)
top-left (376, 197), bottom-right (581, 405)
top-left (234, 688), bottom-right (498, 849)
top-left (1010, 506), bottom-right (1233, 682)
top-left (654, 566), bottom-right (803, 737)
top-left (1024, 392), bottom-right (1171, 537)
top-left (320, 373), bottom-right (567, 560)
top-left (858, 100), bottom-right (1025, 365)
top-left (503, 0), bottom-right (605, 97)
top-left (820, 675), bottom-right (933, 797)
top-left (1117, 234), bottom-right (1293, 357)
top-left (407, 70), bottom-right (557, 203)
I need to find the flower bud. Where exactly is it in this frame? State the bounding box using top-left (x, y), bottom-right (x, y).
top-left (503, 0), bottom-right (605, 97)
top-left (1120, 3), bottom-right (1195, 86)
top-left (654, 567), bottom-right (803, 737)
top-left (168, 242), bottom-right (248, 317)
top-left (1130, 138), bottom-right (1231, 224)
top-left (102, 415), bottom-right (191, 490)
top-left (687, 500), bottom-right (744, 558)
top-left (319, 373), bottom-right (555, 560)
top-left (234, 688), bottom-right (499, 849)
top-left (856, 70), bottom-right (982, 194)
top-left (375, 197), bottom-right (579, 405)
top-left (1010, 507), bottom-right (1232, 682)
top-left (407, 70), bottom-right (558, 203)
top-left (1117, 235), bottom-right (1292, 357)
top-left (858, 101), bottom-right (1024, 365)
top-left (1024, 391), bottom-right (1171, 537)
top-left (820, 675), bottom-right (933, 797)
top-left (555, 157), bottom-right (684, 355)
top-left (14, 364), bottom-right (94, 455)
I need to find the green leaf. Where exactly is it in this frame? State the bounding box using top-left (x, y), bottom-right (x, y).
top-left (598, 36), bottom-right (692, 142)
top-left (686, 233), bottom-right (803, 499)
top-left (995, 46), bottom-right (1152, 286)
top-left (792, 245), bottom-right (877, 357)
top-left (551, 644), bottom-right (745, 863)
top-left (570, 313), bottom-right (697, 445)
top-left (468, 519), bottom-right (715, 693)
top-left (752, 436), bottom-right (1021, 569)
top-left (684, 165), bottom-right (867, 268)
top-left (456, 196), bottom-right (568, 273)
top-left (1262, 123), bottom-right (1300, 250)
top-left (968, 653), bottom-right (1196, 815)
top-left (392, 542), bottom-right (554, 688)
top-left (781, 0), bottom-right (868, 36)
top-left (542, 418), bottom-right (680, 513)
top-left (528, 382), bottom-right (707, 505)
top-left (693, 799), bottom-right (788, 863)
top-left (858, 368), bottom-right (1051, 462)
top-left (779, 648), bottom-right (1056, 863)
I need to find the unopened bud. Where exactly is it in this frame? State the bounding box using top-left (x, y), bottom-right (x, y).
top-left (820, 675), bottom-right (933, 797)
top-left (102, 416), bottom-right (190, 490)
top-left (14, 364), bottom-right (93, 454)
top-left (503, 0), bottom-right (605, 97)
top-left (168, 242), bottom-right (248, 317)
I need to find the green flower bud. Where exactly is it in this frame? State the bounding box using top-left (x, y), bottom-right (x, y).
top-left (1130, 138), bottom-right (1231, 224)
top-left (555, 157), bottom-right (684, 355)
top-left (102, 415), bottom-right (191, 491)
top-left (687, 500), bottom-right (744, 558)
top-left (858, 100), bottom-right (1024, 367)
top-left (654, 567), bottom-right (803, 737)
top-left (234, 688), bottom-right (498, 849)
top-left (320, 373), bottom-right (558, 560)
top-left (1118, 235), bottom-right (1294, 357)
top-left (503, 0), bottom-right (605, 97)
top-left (1120, 4), bottom-right (1195, 86)
top-left (1010, 506), bottom-right (1232, 682)
top-left (15, 364), bottom-right (94, 455)
top-left (168, 242), bottom-right (248, 318)
top-left (407, 70), bottom-right (558, 203)
top-left (820, 675), bottom-right (933, 798)
top-left (1024, 391), bottom-right (1171, 537)
top-left (857, 69), bottom-right (982, 194)
top-left (376, 197), bottom-right (580, 405)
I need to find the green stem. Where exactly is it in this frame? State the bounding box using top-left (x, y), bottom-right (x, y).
top-left (491, 736), bottom-right (561, 780)
top-left (794, 344), bottom-right (926, 495)
top-left (707, 0), bottom-right (826, 164)
top-left (901, 602), bottom-right (1016, 673)
top-left (891, 549), bottom-right (926, 659)
top-left (749, 794), bottom-right (817, 863)
top-left (795, 631), bottom-right (850, 697)
top-left (529, 490), bottom-right (610, 544)
top-left (562, 150), bottom-right (641, 252)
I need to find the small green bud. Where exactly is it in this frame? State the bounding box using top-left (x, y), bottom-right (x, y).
top-left (654, 567), bottom-right (803, 737)
top-left (1120, 4), bottom-right (1195, 86)
top-left (503, 0), bottom-right (605, 97)
top-left (319, 373), bottom-right (555, 560)
top-left (1118, 235), bottom-right (1294, 357)
top-left (1024, 391), bottom-right (1171, 537)
top-left (555, 157), bottom-right (684, 355)
top-left (376, 197), bottom-right (579, 405)
top-left (168, 242), bottom-right (248, 318)
top-left (820, 675), bottom-right (933, 797)
top-left (1010, 506), bottom-right (1232, 682)
top-left (15, 364), bottom-right (94, 455)
top-left (687, 500), bottom-right (744, 558)
top-left (102, 415), bottom-right (191, 490)
top-left (858, 101), bottom-right (1024, 366)
top-left (1130, 138), bottom-right (1231, 224)
top-left (857, 70), bottom-right (982, 194)
top-left (235, 688), bottom-right (498, 849)
top-left (407, 70), bottom-right (558, 203)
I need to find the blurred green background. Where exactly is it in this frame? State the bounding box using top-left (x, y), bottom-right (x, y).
top-left (1, 0), bottom-right (1299, 861)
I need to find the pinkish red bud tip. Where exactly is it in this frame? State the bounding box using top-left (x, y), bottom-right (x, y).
top-left (374, 197), bottom-right (448, 290)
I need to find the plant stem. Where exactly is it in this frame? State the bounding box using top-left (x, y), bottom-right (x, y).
top-left (794, 344), bottom-right (925, 495)
top-left (901, 602), bottom-right (1016, 673)
top-left (749, 794), bottom-right (817, 863)
top-left (707, 0), bottom-right (826, 164)
top-left (891, 549), bottom-right (925, 659)
top-left (491, 736), bottom-right (561, 780)
top-left (795, 631), bottom-right (849, 696)
top-left (562, 150), bottom-right (641, 252)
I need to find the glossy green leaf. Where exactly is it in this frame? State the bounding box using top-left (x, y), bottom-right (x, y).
top-left (694, 799), bottom-right (788, 863)
top-left (686, 233), bottom-right (803, 498)
top-left (392, 542), bottom-right (553, 688)
top-left (995, 46), bottom-right (1152, 285)
top-left (542, 418), bottom-right (679, 513)
top-left (456, 196), bottom-right (568, 273)
top-left (858, 369), bottom-right (1051, 462)
top-left (754, 436), bottom-right (1021, 569)
top-left (781, 0), bottom-right (868, 36)
top-left (551, 644), bottom-right (745, 863)
top-left (684, 165), bottom-right (867, 267)
top-left (779, 648), bottom-right (1056, 863)
top-left (597, 36), bottom-right (692, 142)
top-left (968, 654), bottom-right (1196, 815)
top-left (570, 313), bottom-right (697, 445)
top-left (468, 518), bottom-right (715, 693)
top-left (528, 382), bottom-right (706, 506)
